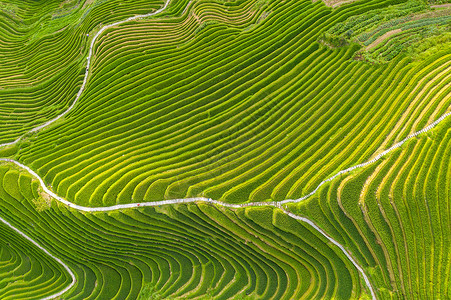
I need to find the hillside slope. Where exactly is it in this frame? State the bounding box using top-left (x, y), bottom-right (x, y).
top-left (0, 0), bottom-right (450, 299)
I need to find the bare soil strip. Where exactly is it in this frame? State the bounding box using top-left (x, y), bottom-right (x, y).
top-left (321, 0), bottom-right (362, 8)
top-left (431, 4), bottom-right (451, 8)
top-left (366, 29), bottom-right (402, 51)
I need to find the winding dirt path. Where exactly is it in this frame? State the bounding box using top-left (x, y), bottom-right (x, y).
top-left (366, 29), bottom-right (402, 51)
top-left (0, 0), bottom-right (171, 149)
top-left (2, 110), bottom-right (451, 299)
top-left (320, 0), bottom-right (361, 9)
top-left (1, 0), bottom-right (451, 298)
top-left (431, 4), bottom-right (451, 9)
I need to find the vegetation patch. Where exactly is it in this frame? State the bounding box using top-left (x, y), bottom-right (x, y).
top-left (33, 189), bottom-right (53, 211)
top-left (320, 0), bottom-right (451, 63)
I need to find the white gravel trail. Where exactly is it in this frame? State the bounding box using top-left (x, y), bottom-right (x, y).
top-left (0, 1), bottom-right (169, 299)
top-left (0, 216), bottom-right (76, 300)
top-left (279, 111), bottom-right (451, 205)
top-left (0, 0), bottom-right (450, 296)
top-left (0, 0), bottom-right (171, 149)
top-left (3, 109), bottom-right (450, 211)
top-left (279, 206), bottom-right (377, 300)
top-left (1, 110), bottom-right (450, 299)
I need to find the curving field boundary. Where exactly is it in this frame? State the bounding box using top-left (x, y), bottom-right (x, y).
top-left (1, 0), bottom-right (451, 298)
top-left (0, 165), bottom-right (376, 300)
top-left (2, 107), bottom-right (450, 211)
top-left (0, 0), bottom-right (171, 149)
top-left (2, 111), bottom-right (451, 299)
top-left (279, 110), bottom-right (451, 205)
top-left (280, 207), bottom-right (376, 300)
top-left (0, 215), bottom-right (76, 300)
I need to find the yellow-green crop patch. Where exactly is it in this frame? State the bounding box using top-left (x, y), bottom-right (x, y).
top-left (0, 0), bottom-right (450, 299)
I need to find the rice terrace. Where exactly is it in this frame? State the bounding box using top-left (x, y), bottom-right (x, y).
top-left (0, 0), bottom-right (450, 298)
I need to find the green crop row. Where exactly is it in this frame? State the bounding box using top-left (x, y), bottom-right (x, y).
top-left (0, 163), bottom-right (369, 299)
top-left (1, 0), bottom-right (451, 298)
top-left (291, 116), bottom-right (451, 299)
top-left (11, 0), bottom-right (447, 209)
top-left (0, 0), bottom-right (164, 144)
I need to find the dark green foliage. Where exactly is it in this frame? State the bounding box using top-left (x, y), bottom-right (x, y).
top-left (0, 165), bottom-right (367, 299)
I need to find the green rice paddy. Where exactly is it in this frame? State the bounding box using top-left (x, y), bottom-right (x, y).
top-left (0, 0), bottom-right (450, 298)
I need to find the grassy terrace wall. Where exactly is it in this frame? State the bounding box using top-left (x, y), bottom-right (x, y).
top-left (10, 0), bottom-right (450, 207)
top-left (0, 0), bottom-right (164, 144)
top-left (1, 0), bottom-right (450, 299)
top-left (0, 164), bottom-right (369, 299)
top-left (293, 116), bottom-right (451, 299)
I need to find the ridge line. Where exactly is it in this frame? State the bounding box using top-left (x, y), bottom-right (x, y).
top-left (0, 0), bottom-right (171, 149)
top-left (0, 0), bottom-right (450, 296)
top-left (1, 111), bottom-right (450, 299)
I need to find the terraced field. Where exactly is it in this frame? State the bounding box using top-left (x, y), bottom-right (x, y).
top-left (0, 0), bottom-right (164, 145)
top-left (3, 0), bottom-right (447, 208)
top-left (0, 164), bottom-right (373, 299)
top-left (293, 114), bottom-right (451, 299)
top-left (0, 217), bottom-right (70, 300)
top-left (0, 0), bottom-right (450, 299)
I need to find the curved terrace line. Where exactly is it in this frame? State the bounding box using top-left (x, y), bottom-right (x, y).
top-left (0, 216), bottom-right (76, 300)
top-left (280, 207), bottom-right (376, 300)
top-left (0, 0), bottom-right (449, 297)
top-left (1, 111), bottom-right (450, 300)
top-left (0, 1), bottom-right (171, 299)
top-left (1, 111), bottom-right (450, 211)
top-left (0, 0), bottom-right (171, 149)
top-left (281, 110), bottom-right (451, 205)
top-left (2, 108), bottom-right (450, 210)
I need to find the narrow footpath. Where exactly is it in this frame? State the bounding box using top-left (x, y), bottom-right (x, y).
top-left (1, 0), bottom-right (451, 298)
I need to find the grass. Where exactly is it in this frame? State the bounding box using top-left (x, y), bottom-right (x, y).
top-left (0, 163), bottom-right (369, 299)
top-left (293, 116), bottom-right (451, 299)
top-left (0, 0), bottom-right (450, 299)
